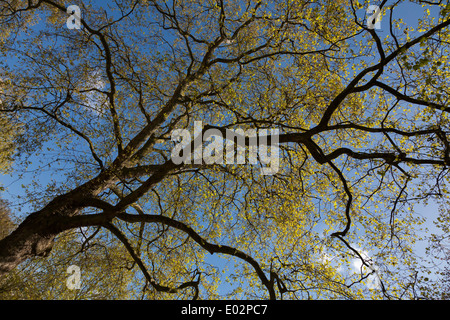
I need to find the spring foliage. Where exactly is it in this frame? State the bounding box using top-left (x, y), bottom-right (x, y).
top-left (0, 0), bottom-right (449, 299)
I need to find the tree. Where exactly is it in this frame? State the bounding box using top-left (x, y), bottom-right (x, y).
top-left (0, 199), bottom-right (14, 241)
top-left (0, 114), bottom-right (17, 175)
top-left (417, 202), bottom-right (450, 299)
top-left (0, 0), bottom-right (449, 299)
top-left (0, 77), bottom-right (23, 175)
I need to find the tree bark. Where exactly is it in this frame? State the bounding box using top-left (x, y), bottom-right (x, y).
top-left (0, 169), bottom-right (118, 277)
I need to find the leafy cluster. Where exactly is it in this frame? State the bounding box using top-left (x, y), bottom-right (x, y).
top-left (0, 0), bottom-right (449, 300)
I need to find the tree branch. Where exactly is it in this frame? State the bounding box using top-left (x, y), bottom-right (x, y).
top-left (117, 212), bottom-right (277, 299)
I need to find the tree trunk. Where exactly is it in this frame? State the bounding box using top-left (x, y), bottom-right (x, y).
top-left (0, 170), bottom-right (118, 277)
top-left (0, 203), bottom-right (74, 276)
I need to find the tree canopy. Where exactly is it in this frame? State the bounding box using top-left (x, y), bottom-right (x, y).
top-left (0, 0), bottom-right (449, 299)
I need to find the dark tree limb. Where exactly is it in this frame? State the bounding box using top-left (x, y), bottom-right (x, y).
top-left (116, 212), bottom-right (277, 300)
